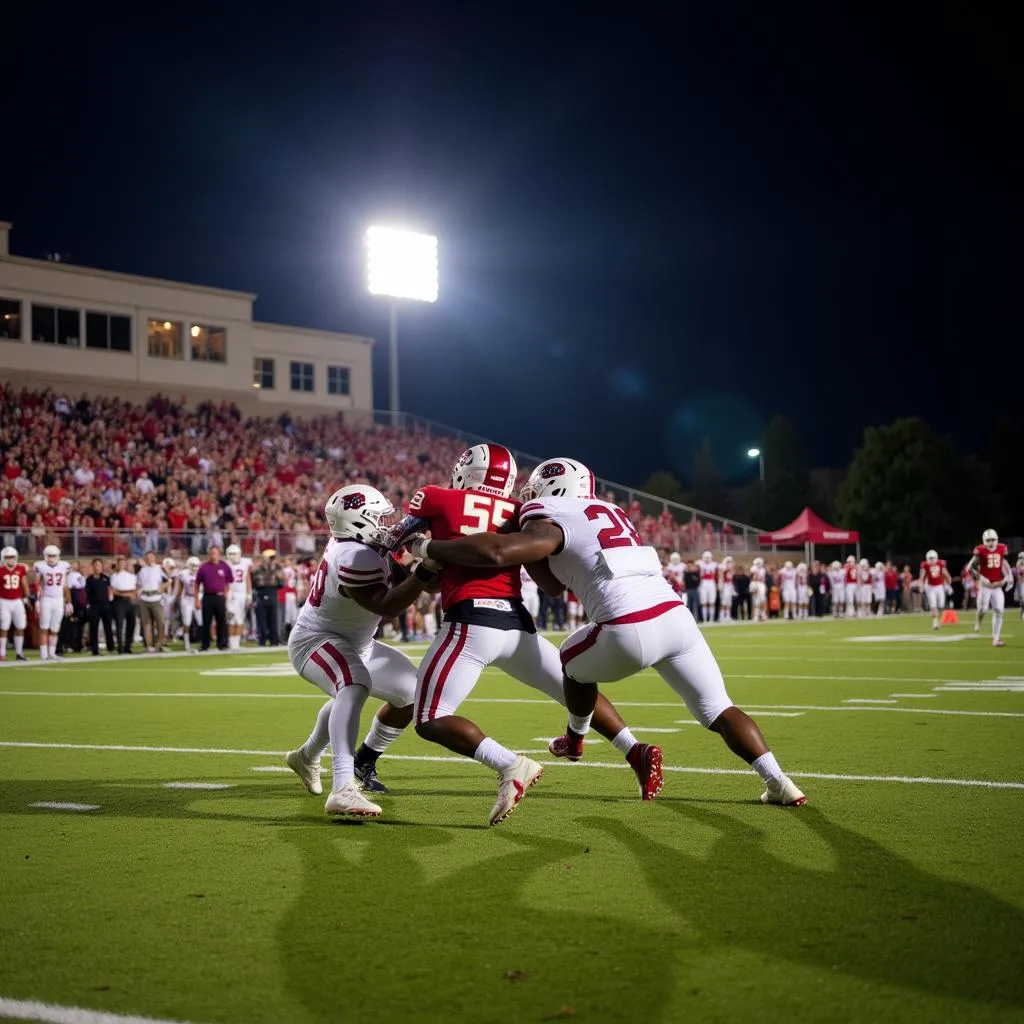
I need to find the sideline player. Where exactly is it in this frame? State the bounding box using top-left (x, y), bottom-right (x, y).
top-left (718, 556), bottom-right (735, 622)
top-left (389, 443), bottom-right (659, 826)
top-left (919, 550), bottom-right (952, 630)
top-left (965, 529), bottom-right (1013, 647)
top-left (285, 485), bottom-right (438, 817)
top-left (176, 556), bottom-right (202, 653)
top-left (0, 547), bottom-right (29, 661)
top-left (828, 561), bottom-right (845, 617)
top-left (698, 551), bottom-right (718, 623)
top-left (749, 557), bottom-right (767, 622)
top-left (33, 545), bottom-right (71, 661)
top-left (779, 561), bottom-right (797, 620)
top-left (224, 544), bottom-right (252, 650)
top-left (411, 457), bottom-right (806, 807)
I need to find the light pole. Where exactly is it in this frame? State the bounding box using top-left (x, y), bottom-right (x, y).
top-left (747, 447), bottom-right (765, 483)
top-left (365, 226), bottom-right (439, 427)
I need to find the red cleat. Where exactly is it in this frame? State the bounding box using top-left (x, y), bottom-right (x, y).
top-left (627, 743), bottom-right (664, 801)
top-left (548, 732), bottom-right (585, 762)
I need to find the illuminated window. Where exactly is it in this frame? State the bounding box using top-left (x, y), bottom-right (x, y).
top-left (32, 305), bottom-right (81, 346)
top-left (190, 324), bottom-right (227, 363)
top-left (253, 357), bottom-right (275, 390)
top-left (86, 312), bottom-right (132, 352)
top-left (327, 365), bottom-right (350, 396)
top-left (147, 319), bottom-right (183, 359)
top-left (0, 298), bottom-right (20, 340)
top-left (290, 361), bottom-right (314, 393)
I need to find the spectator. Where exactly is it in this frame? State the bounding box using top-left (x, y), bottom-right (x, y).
top-left (196, 546), bottom-right (232, 651)
top-left (109, 555), bottom-right (138, 655)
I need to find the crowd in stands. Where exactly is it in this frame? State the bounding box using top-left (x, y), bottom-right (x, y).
top-left (0, 384), bottom-right (735, 559)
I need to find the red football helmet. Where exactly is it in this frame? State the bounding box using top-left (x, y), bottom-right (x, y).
top-left (450, 444), bottom-right (518, 499)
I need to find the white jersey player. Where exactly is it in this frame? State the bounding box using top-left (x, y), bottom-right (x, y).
top-left (828, 561), bottom-right (846, 617)
top-left (718, 556), bottom-right (735, 622)
top-left (33, 545), bottom-right (71, 661)
top-left (697, 551), bottom-right (718, 622)
top-left (281, 562), bottom-right (299, 631)
top-left (285, 485), bottom-right (439, 819)
top-left (795, 563), bottom-right (809, 619)
top-left (519, 565), bottom-right (540, 620)
top-left (415, 457), bottom-right (806, 807)
top-left (872, 562), bottom-right (886, 616)
top-left (175, 556), bottom-right (202, 652)
top-left (663, 552), bottom-right (686, 600)
top-left (749, 557), bottom-right (767, 621)
top-left (779, 561), bottom-right (797, 620)
top-left (224, 544), bottom-right (252, 649)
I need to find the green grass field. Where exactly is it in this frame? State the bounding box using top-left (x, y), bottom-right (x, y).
top-left (2, 613), bottom-right (1024, 1024)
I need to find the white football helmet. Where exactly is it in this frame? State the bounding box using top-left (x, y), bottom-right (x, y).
top-left (162, 557), bottom-right (176, 573)
top-left (983, 529), bottom-right (998, 551)
top-left (753, 557), bottom-right (764, 569)
top-left (846, 555), bottom-right (856, 565)
top-left (702, 551), bottom-right (713, 563)
top-left (186, 556), bottom-right (200, 571)
top-left (2, 546), bottom-right (18, 569)
top-left (784, 560), bottom-right (794, 570)
top-left (859, 558), bottom-right (869, 568)
top-left (1017, 552), bottom-right (1024, 566)
top-left (324, 485), bottom-right (396, 546)
top-left (875, 561), bottom-right (884, 570)
top-left (797, 562), bottom-right (806, 572)
top-left (519, 457), bottom-right (595, 502)
top-left (43, 544), bottom-right (60, 566)
top-left (450, 444), bottom-right (518, 499)
top-left (226, 544), bottom-right (242, 564)
top-left (668, 552), bottom-right (681, 565)
top-left (722, 555), bottom-right (733, 567)
top-left (831, 560), bottom-right (841, 570)
top-left (926, 550), bottom-right (938, 563)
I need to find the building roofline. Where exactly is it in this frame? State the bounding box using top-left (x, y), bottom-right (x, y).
top-left (252, 320), bottom-right (375, 346)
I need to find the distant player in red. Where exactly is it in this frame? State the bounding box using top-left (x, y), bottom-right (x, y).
top-left (965, 529), bottom-right (1012, 646)
top-left (0, 547), bottom-right (29, 661)
top-left (392, 443), bottom-right (656, 825)
top-left (918, 550), bottom-right (952, 630)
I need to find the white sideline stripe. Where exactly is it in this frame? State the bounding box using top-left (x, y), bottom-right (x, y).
top-left (3, 742), bottom-right (1022, 792)
top-left (162, 782), bottom-right (234, 791)
top-left (936, 686), bottom-right (1024, 693)
top-left (889, 693), bottom-right (937, 698)
top-left (0, 996), bottom-right (207, 1023)
top-left (28, 803), bottom-right (100, 812)
top-left (843, 698), bottom-right (898, 704)
top-left (742, 704), bottom-right (1024, 719)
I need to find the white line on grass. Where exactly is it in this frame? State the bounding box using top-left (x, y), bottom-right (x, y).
top-left (28, 803), bottom-right (100, 812)
top-left (0, 996), bottom-right (208, 1024)
top-left (162, 783), bottom-right (234, 791)
top-left (843, 699), bottom-right (898, 704)
top-left (889, 693), bottom-right (937, 698)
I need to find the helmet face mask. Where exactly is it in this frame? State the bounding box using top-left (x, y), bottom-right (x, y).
top-left (2, 546), bottom-right (17, 569)
top-left (43, 544), bottom-right (60, 566)
top-left (926, 550), bottom-right (938, 563)
top-left (983, 529), bottom-right (999, 551)
top-left (520, 457), bottom-right (595, 502)
top-left (226, 544), bottom-right (242, 564)
top-left (451, 444), bottom-right (518, 499)
top-left (186, 557), bottom-right (200, 571)
top-left (324, 485), bottom-right (396, 547)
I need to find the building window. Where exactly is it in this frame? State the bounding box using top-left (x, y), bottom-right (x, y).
top-left (290, 361), bottom-right (314, 393)
top-left (31, 305), bottom-right (81, 346)
top-left (85, 311), bottom-right (132, 352)
top-left (0, 298), bottom-right (20, 340)
top-left (147, 319), bottom-right (183, 359)
top-left (190, 324), bottom-right (227, 363)
top-left (253, 357), bottom-right (275, 390)
top-left (327, 365), bottom-right (351, 396)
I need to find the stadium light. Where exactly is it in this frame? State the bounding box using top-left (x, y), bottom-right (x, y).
top-left (365, 226), bottom-right (439, 427)
top-left (747, 447), bottom-right (764, 483)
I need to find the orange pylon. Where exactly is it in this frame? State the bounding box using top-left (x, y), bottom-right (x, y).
top-left (941, 609), bottom-right (958, 624)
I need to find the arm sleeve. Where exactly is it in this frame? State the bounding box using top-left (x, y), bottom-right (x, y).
top-left (335, 545), bottom-right (386, 589)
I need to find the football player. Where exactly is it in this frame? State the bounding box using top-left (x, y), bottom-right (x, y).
top-left (663, 552), bottom-right (685, 596)
top-left (0, 546), bottom-right (29, 661)
top-left (718, 556), bottom-right (735, 622)
top-left (32, 545), bottom-right (71, 661)
top-left (1016, 553), bottom-right (1024, 621)
top-left (750, 557), bottom-right (767, 621)
top-left (285, 485), bottom-right (438, 818)
top-left (779, 561), bottom-right (797, 620)
top-left (389, 443), bottom-right (659, 826)
top-left (919, 550), bottom-right (952, 630)
top-left (827, 561), bottom-right (845, 617)
top-left (409, 457), bottom-right (806, 807)
top-left (965, 529), bottom-right (1012, 647)
top-left (224, 544), bottom-right (252, 650)
top-left (176, 556), bottom-right (202, 653)
top-left (698, 551), bottom-right (718, 623)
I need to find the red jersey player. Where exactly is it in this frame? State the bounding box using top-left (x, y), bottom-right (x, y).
top-left (966, 529), bottom-right (1012, 646)
top-left (391, 443), bottom-right (657, 824)
top-left (0, 546), bottom-right (29, 661)
top-left (918, 550), bottom-right (952, 630)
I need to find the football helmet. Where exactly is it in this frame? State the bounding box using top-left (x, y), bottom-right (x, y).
top-left (859, 558), bottom-right (869, 568)
top-left (186, 556), bottom-right (200, 571)
top-left (846, 555), bottom-right (856, 565)
top-left (722, 556), bottom-right (733, 567)
top-left (1017, 552), bottom-right (1024, 566)
top-left (162, 558), bottom-right (176, 573)
top-left (226, 544), bottom-right (242, 564)
top-left (43, 544), bottom-right (60, 566)
top-left (752, 557), bottom-right (764, 569)
top-left (875, 562), bottom-right (884, 570)
top-left (784, 560), bottom-right (794, 570)
top-left (451, 444), bottom-right (518, 499)
top-left (701, 551), bottom-right (713, 563)
top-left (2, 546), bottom-right (18, 569)
top-left (831, 560), bottom-right (841, 570)
top-left (983, 529), bottom-right (999, 551)
top-left (519, 457), bottom-right (595, 502)
top-left (324, 485), bottom-right (396, 547)
top-left (926, 550), bottom-right (938, 563)
top-left (668, 552), bottom-right (681, 565)
top-left (796, 562), bottom-right (806, 572)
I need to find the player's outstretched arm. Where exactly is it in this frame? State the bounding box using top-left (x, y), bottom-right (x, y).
top-left (964, 555), bottom-right (979, 578)
top-left (424, 520), bottom-right (563, 568)
top-left (347, 567), bottom-right (437, 619)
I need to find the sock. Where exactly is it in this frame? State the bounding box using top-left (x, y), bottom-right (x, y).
top-left (229, 634), bottom-right (240, 650)
top-left (751, 751), bottom-right (782, 783)
top-left (993, 610), bottom-right (1003, 643)
top-left (39, 646), bottom-right (48, 660)
top-left (301, 699), bottom-right (333, 762)
top-left (0, 637), bottom-right (6, 658)
top-left (14, 635), bottom-right (23, 655)
top-left (360, 718), bottom-right (405, 758)
top-left (567, 712), bottom-right (593, 736)
top-left (611, 727), bottom-right (638, 755)
top-left (473, 737), bottom-right (517, 772)
top-left (328, 685), bottom-right (369, 790)
top-left (183, 631), bottom-right (190, 651)
top-left (48, 637), bottom-right (57, 658)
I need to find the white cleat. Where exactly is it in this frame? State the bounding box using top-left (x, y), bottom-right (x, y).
top-left (285, 749), bottom-right (323, 796)
top-left (489, 755), bottom-right (544, 827)
top-left (761, 774), bottom-right (807, 807)
top-left (325, 781), bottom-right (381, 818)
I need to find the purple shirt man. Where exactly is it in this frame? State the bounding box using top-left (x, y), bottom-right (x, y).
top-left (196, 558), bottom-right (233, 595)
top-left (196, 547), bottom-right (234, 651)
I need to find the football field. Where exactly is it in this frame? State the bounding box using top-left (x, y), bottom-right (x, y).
top-left (1, 614), bottom-right (1023, 1024)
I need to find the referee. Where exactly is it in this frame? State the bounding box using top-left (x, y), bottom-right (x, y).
top-left (196, 546), bottom-right (232, 651)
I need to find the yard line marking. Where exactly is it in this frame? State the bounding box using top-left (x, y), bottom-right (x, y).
top-left (0, 691), bottom-right (323, 700)
top-left (162, 782), bottom-right (234, 791)
top-left (889, 693), bottom-right (937, 698)
top-left (3, 743), bottom-right (1022, 792)
top-left (28, 803), bottom-right (100, 812)
top-left (742, 704), bottom-right (1024, 718)
top-left (0, 995), bottom-right (209, 1023)
top-left (843, 699), bottom-right (898, 704)
top-left (935, 686), bottom-right (1024, 693)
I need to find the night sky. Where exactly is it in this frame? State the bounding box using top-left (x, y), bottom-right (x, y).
top-left (3, 6), bottom-right (1018, 487)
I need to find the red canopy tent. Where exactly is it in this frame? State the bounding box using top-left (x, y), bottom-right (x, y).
top-left (757, 507), bottom-right (860, 563)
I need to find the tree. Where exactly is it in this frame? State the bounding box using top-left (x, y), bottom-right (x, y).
top-left (754, 415), bottom-right (810, 527)
top-left (639, 470), bottom-right (685, 506)
top-left (689, 437), bottom-right (729, 516)
top-left (837, 417), bottom-right (998, 555)
top-left (987, 417), bottom-right (1023, 535)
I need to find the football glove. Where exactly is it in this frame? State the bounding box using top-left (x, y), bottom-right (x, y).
top-left (384, 515), bottom-right (430, 551)
top-left (404, 534), bottom-right (433, 562)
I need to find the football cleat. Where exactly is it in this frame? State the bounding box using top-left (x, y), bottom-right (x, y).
top-left (993, 639), bottom-right (1006, 648)
top-left (285, 749), bottom-right (323, 796)
top-left (627, 743), bottom-right (664, 801)
top-left (325, 782), bottom-right (382, 818)
top-left (761, 775), bottom-right (807, 806)
top-left (354, 761), bottom-right (388, 794)
top-left (548, 732), bottom-right (584, 762)
top-left (490, 755), bottom-right (543, 826)
top-left (16, 654), bottom-right (27, 662)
